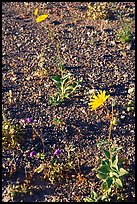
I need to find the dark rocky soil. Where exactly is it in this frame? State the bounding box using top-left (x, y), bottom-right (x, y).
top-left (2, 2), bottom-right (135, 202)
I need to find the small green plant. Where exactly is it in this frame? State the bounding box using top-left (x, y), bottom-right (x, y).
top-left (84, 142), bottom-right (128, 202)
top-left (33, 150), bottom-right (64, 184)
top-left (49, 62), bottom-right (81, 106)
top-left (65, 144), bottom-right (76, 171)
top-left (117, 25), bottom-right (132, 43)
top-left (33, 144), bottom-right (78, 184)
top-left (48, 156), bottom-right (64, 184)
top-left (2, 113), bottom-right (23, 148)
top-left (98, 142), bottom-right (128, 200)
top-left (52, 117), bottom-right (66, 131)
top-left (85, 91), bottom-right (129, 202)
top-left (53, 117), bottom-right (62, 124)
top-left (116, 13), bottom-right (133, 43)
top-left (6, 183), bottom-right (29, 202)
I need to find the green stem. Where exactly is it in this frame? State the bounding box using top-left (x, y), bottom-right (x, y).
top-left (46, 24), bottom-right (54, 42)
top-left (108, 99), bottom-right (114, 161)
top-left (103, 104), bottom-right (111, 148)
top-left (46, 23), bottom-right (60, 65)
top-left (104, 99), bottom-right (114, 162)
top-left (46, 23), bottom-right (65, 101)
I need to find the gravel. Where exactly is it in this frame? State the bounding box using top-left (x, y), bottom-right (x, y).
top-left (2, 2), bottom-right (135, 202)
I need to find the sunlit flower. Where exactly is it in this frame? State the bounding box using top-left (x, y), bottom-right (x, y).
top-left (88, 90), bottom-right (110, 111)
top-left (30, 151), bottom-right (37, 157)
top-left (34, 8), bottom-right (39, 16)
top-left (54, 149), bottom-right (61, 155)
top-left (36, 14), bottom-right (48, 23)
top-left (24, 118), bottom-right (34, 123)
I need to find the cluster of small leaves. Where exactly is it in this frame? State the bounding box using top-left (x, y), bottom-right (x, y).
top-left (84, 141), bottom-right (128, 202)
top-left (86, 2), bottom-right (112, 20)
top-left (34, 145), bottom-right (76, 184)
top-left (84, 191), bottom-right (98, 202)
top-left (116, 13), bottom-right (133, 43)
top-left (49, 63), bottom-right (81, 106)
top-left (53, 117), bottom-right (64, 126)
top-left (33, 158), bottom-right (64, 184)
top-left (117, 25), bottom-right (132, 43)
top-left (48, 157), bottom-right (64, 184)
top-left (2, 120), bottom-right (23, 148)
top-left (97, 144), bottom-right (128, 198)
top-left (6, 183), bottom-right (29, 202)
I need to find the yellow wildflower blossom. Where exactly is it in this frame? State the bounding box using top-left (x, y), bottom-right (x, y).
top-left (34, 8), bottom-right (39, 16)
top-left (88, 90), bottom-right (110, 111)
top-left (36, 14), bottom-right (48, 23)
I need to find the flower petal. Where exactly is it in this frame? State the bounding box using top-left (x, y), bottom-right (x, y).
top-left (30, 151), bottom-right (37, 157)
top-left (54, 149), bottom-right (61, 155)
top-left (34, 8), bottom-right (38, 16)
top-left (88, 90), bottom-right (110, 111)
top-left (36, 14), bottom-right (48, 23)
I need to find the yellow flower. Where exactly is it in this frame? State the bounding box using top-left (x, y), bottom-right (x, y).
top-left (88, 90), bottom-right (110, 111)
top-left (36, 14), bottom-right (48, 23)
top-left (34, 8), bottom-right (39, 16)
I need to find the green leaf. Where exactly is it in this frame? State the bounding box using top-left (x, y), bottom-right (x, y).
top-left (70, 82), bottom-right (77, 87)
top-left (110, 166), bottom-right (119, 174)
top-left (52, 75), bottom-right (61, 83)
top-left (106, 177), bottom-right (113, 188)
top-left (66, 83), bottom-right (80, 93)
top-left (101, 194), bottom-right (109, 201)
top-left (56, 83), bottom-right (61, 89)
top-left (84, 191), bottom-right (98, 202)
top-left (58, 63), bottom-right (63, 70)
top-left (62, 77), bottom-right (70, 86)
top-left (112, 154), bottom-right (117, 164)
top-left (71, 82), bottom-right (80, 89)
top-left (40, 153), bottom-right (46, 160)
top-left (84, 197), bottom-right (94, 202)
top-left (64, 85), bottom-right (74, 92)
top-left (63, 93), bottom-right (70, 99)
top-left (97, 172), bottom-right (108, 180)
top-left (97, 140), bottom-right (108, 148)
top-left (62, 73), bottom-right (71, 79)
top-left (111, 146), bottom-right (122, 153)
top-left (37, 152), bottom-right (45, 160)
top-left (102, 148), bottom-right (110, 159)
top-left (102, 181), bottom-right (108, 190)
top-left (91, 190), bottom-right (97, 199)
top-left (115, 178), bottom-right (123, 188)
top-left (98, 165), bottom-right (110, 174)
top-left (102, 159), bottom-right (109, 166)
top-left (49, 94), bottom-right (60, 106)
top-left (111, 156), bottom-right (119, 170)
top-left (109, 170), bottom-right (119, 178)
top-left (119, 168), bottom-right (128, 176)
